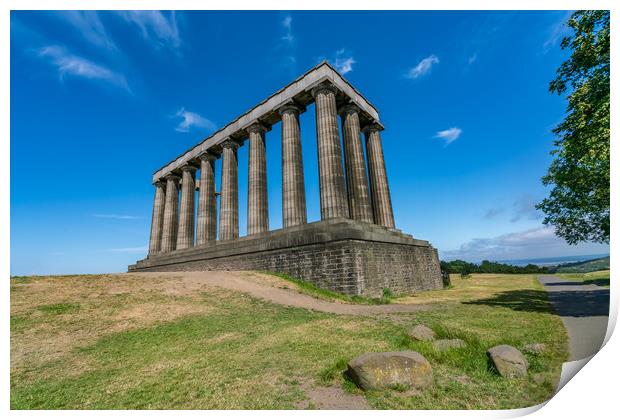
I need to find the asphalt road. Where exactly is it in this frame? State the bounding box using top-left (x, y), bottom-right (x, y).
top-left (538, 275), bottom-right (610, 361)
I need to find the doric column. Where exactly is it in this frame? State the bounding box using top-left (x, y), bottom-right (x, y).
top-left (148, 180), bottom-right (166, 256)
top-left (219, 139), bottom-right (240, 240)
top-left (176, 164), bottom-right (197, 249)
top-left (196, 152), bottom-right (217, 245)
top-left (339, 104), bottom-right (373, 223)
top-left (312, 83), bottom-right (349, 220)
top-left (246, 122), bottom-right (269, 235)
top-left (363, 124), bottom-right (395, 228)
top-left (278, 103), bottom-right (307, 228)
top-left (160, 173), bottom-right (181, 253)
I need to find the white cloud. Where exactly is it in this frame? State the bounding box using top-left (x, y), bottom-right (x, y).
top-left (543, 11), bottom-right (572, 52)
top-left (58, 11), bottom-right (116, 50)
top-left (434, 127), bottom-right (462, 145)
top-left (406, 54), bottom-right (439, 79)
top-left (107, 246), bottom-right (148, 253)
top-left (93, 214), bottom-right (141, 220)
top-left (327, 48), bottom-right (355, 75)
top-left (38, 45), bottom-right (129, 90)
top-left (511, 194), bottom-right (544, 223)
top-left (116, 11), bottom-right (181, 50)
top-left (441, 226), bottom-right (609, 262)
top-left (483, 208), bottom-right (504, 220)
top-left (281, 15), bottom-right (294, 44)
top-left (174, 107), bottom-right (216, 133)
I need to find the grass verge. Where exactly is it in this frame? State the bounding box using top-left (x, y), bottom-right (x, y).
top-left (11, 273), bottom-right (568, 409)
top-left (262, 271), bottom-right (395, 304)
top-left (556, 270), bottom-right (610, 288)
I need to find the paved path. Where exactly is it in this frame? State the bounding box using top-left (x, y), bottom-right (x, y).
top-left (538, 275), bottom-right (609, 361)
top-left (124, 271), bottom-right (429, 315)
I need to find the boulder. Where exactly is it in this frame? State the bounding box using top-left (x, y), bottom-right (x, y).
top-left (347, 351), bottom-right (433, 391)
top-left (408, 324), bottom-right (436, 342)
top-left (487, 345), bottom-right (529, 378)
top-left (523, 343), bottom-right (547, 355)
top-left (433, 339), bottom-right (466, 351)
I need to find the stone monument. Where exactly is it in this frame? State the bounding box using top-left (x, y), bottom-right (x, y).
top-left (129, 61), bottom-right (443, 296)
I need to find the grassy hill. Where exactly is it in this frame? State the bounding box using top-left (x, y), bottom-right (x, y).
top-left (554, 256), bottom-right (610, 273)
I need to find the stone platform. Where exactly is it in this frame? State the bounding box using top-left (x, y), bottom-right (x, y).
top-left (129, 219), bottom-right (443, 297)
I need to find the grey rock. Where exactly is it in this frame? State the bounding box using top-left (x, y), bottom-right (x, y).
top-left (408, 324), bottom-right (436, 342)
top-left (487, 345), bottom-right (529, 378)
top-left (347, 351), bottom-right (433, 391)
top-left (434, 339), bottom-right (466, 351)
top-left (523, 343), bottom-right (547, 355)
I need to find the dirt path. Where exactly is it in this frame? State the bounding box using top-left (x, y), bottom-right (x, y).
top-left (123, 271), bottom-right (429, 315)
top-left (538, 275), bottom-right (609, 361)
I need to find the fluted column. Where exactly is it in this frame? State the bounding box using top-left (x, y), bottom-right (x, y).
top-left (247, 123), bottom-right (269, 235)
top-left (196, 153), bottom-right (217, 245)
top-left (160, 174), bottom-right (181, 253)
top-left (176, 165), bottom-right (197, 249)
top-left (279, 103), bottom-right (307, 227)
top-left (312, 83), bottom-right (349, 220)
top-left (219, 140), bottom-right (240, 240)
top-left (148, 181), bottom-right (166, 256)
top-left (363, 124), bottom-right (395, 228)
top-left (339, 104), bottom-right (373, 223)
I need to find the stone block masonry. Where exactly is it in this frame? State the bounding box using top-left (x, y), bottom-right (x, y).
top-left (130, 219), bottom-right (443, 297)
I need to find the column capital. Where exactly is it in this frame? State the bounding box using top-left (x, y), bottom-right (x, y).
top-left (362, 122), bottom-right (385, 135)
top-left (310, 82), bottom-right (338, 98)
top-left (245, 121), bottom-right (268, 135)
top-left (221, 139), bottom-right (242, 150)
top-left (199, 152), bottom-right (218, 162)
top-left (276, 101), bottom-right (305, 116)
top-left (154, 179), bottom-right (167, 188)
top-left (164, 173), bottom-right (181, 182)
top-left (338, 103), bottom-right (361, 117)
top-left (179, 164), bottom-right (198, 174)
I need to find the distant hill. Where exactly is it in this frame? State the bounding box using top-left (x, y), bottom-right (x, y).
top-left (553, 256), bottom-right (610, 273)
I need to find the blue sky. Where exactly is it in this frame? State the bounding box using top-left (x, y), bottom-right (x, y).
top-left (10, 10), bottom-right (609, 275)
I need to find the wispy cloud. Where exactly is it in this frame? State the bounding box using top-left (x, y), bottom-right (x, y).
top-left (318, 49), bottom-right (356, 75)
top-left (38, 45), bottom-right (129, 90)
top-left (434, 127), bottom-right (462, 145)
top-left (93, 214), bottom-right (141, 220)
top-left (116, 11), bottom-right (181, 50)
top-left (174, 107), bottom-right (216, 133)
top-left (406, 54), bottom-right (439, 79)
top-left (467, 52), bottom-right (478, 65)
top-left (441, 226), bottom-right (609, 262)
top-left (281, 15), bottom-right (294, 44)
top-left (543, 11), bottom-right (572, 53)
top-left (107, 246), bottom-right (148, 253)
top-left (57, 11), bottom-right (116, 50)
top-left (483, 207), bottom-right (504, 220)
top-left (510, 194), bottom-right (544, 223)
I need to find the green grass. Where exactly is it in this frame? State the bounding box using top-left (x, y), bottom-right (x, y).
top-left (556, 270), bottom-right (610, 288)
top-left (36, 303), bottom-right (81, 315)
top-left (10, 273), bottom-right (568, 409)
top-left (263, 271), bottom-right (396, 304)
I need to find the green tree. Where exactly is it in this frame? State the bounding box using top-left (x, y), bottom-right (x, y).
top-left (537, 10), bottom-right (610, 244)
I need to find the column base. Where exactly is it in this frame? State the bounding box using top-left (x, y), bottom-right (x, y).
top-left (129, 219), bottom-right (442, 297)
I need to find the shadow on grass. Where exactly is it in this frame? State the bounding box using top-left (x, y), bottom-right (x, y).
top-left (463, 289), bottom-right (556, 314)
top-left (464, 289), bottom-right (609, 317)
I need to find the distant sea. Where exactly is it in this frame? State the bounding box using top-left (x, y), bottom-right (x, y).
top-left (497, 254), bottom-right (610, 267)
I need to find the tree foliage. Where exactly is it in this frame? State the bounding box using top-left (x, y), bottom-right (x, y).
top-left (537, 10), bottom-right (610, 244)
top-left (440, 260), bottom-right (550, 275)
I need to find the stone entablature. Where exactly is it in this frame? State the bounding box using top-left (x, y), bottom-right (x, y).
top-left (152, 61), bottom-right (381, 183)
